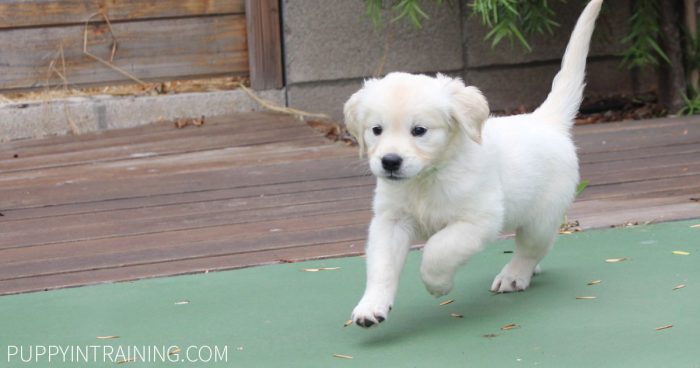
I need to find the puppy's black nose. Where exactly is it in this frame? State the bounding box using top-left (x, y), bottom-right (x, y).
top-left (381, 154), bottom-right (403, 172)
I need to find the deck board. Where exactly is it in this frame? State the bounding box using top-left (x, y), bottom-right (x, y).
top-left (0, 113), bottom-right (699, 295)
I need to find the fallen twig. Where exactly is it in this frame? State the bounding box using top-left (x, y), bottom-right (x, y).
top-left (236, 83), bottom-right (328, 120)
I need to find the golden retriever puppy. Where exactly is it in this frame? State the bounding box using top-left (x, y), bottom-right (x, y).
top-left (344, 0), bottom-right (603, 327)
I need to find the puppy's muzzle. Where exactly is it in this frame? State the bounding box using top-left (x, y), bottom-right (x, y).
top-left (381, 154), bottom-right (403, 172)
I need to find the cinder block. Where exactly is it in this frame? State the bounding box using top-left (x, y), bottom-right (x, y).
top-left (632, 66), bottom-right (660, 94)
top-left (282, 0), bottom-right (463, 84)
top-left (464, 0), bottom-right (631, 67)
top-left (286, 70), bottom-right (465, 122)
top-left (286, 79), bottom-right (364, 122)
top-left (0, 89), bottom-right (285, 141)
top-left (464, 58), bottom-right (635, 113)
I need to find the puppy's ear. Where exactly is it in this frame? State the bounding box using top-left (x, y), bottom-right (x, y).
top-left (440, 75), bottom-right (489, 144)
top-left (343, 90), bottom-right (366, 154)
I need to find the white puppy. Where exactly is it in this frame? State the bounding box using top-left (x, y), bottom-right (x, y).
top-left (344, 0), bottom-right (603, 327)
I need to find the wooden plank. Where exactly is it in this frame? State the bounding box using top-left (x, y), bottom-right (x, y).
top-left (573, 116), bottom-right (698, 136)
top-left (0, 0), bottom-right (245, 29)
top-left (0, 240), bottom-right (365, 296)
top-left (580, 151), bottom-right (700, 185)
top-left (582, 150), bottom-right (700, 174)
top-left (246, 0), bottom-right (284, 89)
top-left (0, 15), bottom-right (248, 90)
top-left (0, 135), bottom-right (330, 174)
top-left (0, 211), bottom-right (372, 280)
top-left (0, 128), bottom-right (334, 178)
top-left (0, 187), bottom-right (373, 249)
top-left (579, 141), bottom-right (700, 164)
top-left (571, 194), bottom-right (698, 218)
top-left (0, 155), bottom-right (370, 210)
top-left (2, 176), bottom-right (374, 222)
top-left (0, 114), bottom-right (300, 166)
top-left (583, 162), bottom-right (700, 187)
top-left (578, 174), bottom-right (700, 201)
top-left (574, 121), bottom-right (699, 154)
top-left (570, 197), bottom-right (700, 229)
top-left (0, 113), bottom-right (278, 153)
top-left (0, 127), bottom-right (326, 189)
top-left (0, 143), bottom-right (360, 205)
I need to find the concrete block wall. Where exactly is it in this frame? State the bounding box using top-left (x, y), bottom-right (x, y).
top-left (282, 0), bottom-right (653, 120)
top-left (282, 0), bottom-right (464, 120)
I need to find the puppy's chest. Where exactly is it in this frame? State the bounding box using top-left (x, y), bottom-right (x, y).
top-left (395, 187), bottom-right (462, 236)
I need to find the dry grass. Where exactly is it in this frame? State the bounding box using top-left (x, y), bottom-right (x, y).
top-left (1, 77), bottom-right (251, 103)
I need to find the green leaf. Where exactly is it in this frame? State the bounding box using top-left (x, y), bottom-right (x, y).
top-left (621, 0), bottom-right (669, 68)
top-left (576, 180), bottom-right (589, 198)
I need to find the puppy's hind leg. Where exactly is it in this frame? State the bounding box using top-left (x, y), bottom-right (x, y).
top-left (491, 221), bottom-right (558, 293)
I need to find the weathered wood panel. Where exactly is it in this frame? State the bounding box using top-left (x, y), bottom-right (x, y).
top-left (0, 186), bottom-right (373, 249)
top-left (0, 209), bottom-right (371, 275)
top-left (0, 113), bottom-right (284, 158)
top-left (3, 176), bottom-right (374, 222)
top-left (0, 0), bottom-right (245, 29)
top-left (0, 240), bottom-right (364, 295)
top-left (246, 0), bottom-right (284, 89)
top-left (0, 15), bottom-right (248, 90)
top-left (0, 155), bottom-right (367, 210)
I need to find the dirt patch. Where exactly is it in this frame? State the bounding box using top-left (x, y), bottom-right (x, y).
top-left (497, 91), bottom-right (668, 125)
top-left (575, 92), bottom-right (667, 124)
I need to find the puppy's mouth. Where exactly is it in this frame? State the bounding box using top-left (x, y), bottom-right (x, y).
top-left (382, 172), bottom-right (407, 181)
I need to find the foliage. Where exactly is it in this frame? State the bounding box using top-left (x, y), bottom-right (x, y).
top-left (365, 0), bottom-right (700, 112)
top-left (679, 91), bottom-right (700, 115)
top-left (364, 0), bottom-right (671, 68)
top-left (575, 179), bottom-right (589, 198)
top-left (364, 0), bottom-right (444, 28)
top-left (620, 0), bottom-right (670, 68)
top-left (469, 0), bottom-right (563, 51)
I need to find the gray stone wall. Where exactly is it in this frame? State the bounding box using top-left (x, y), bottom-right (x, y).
top-left (282, 0), bottom-right (651, 120)
top-left (282, 0), bottom-right (464, 120)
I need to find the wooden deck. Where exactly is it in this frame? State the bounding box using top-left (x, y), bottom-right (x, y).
top-left (1, 113), bottom-right (698, 295)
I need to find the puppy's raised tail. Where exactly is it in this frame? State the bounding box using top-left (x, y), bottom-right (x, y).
top-left (534, 0), bottom-right (603, 126)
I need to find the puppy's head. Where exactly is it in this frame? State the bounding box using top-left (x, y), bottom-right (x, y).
top-left (344, 72), bottom-right (489, 182)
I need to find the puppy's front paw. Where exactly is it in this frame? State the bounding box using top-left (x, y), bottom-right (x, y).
top-left (491, 263), bottom-right (535, 293)
top-left (421, 268), bottom-right (454, 297)
top-left (351, 297), bottom-right (391, 328)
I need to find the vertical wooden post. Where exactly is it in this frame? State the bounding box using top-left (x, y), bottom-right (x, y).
top-left (657, 0), bottom-right (686, 111)
top-left (684, 0), bottom-right (698, 92)
top-left (246, 0), bottom-right (284, 90)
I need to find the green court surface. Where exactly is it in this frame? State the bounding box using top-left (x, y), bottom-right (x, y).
top-left (1, 220), bottom-right (699, 367)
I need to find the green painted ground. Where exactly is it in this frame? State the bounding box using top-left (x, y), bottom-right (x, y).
top-left (1, 220), bottom-right (699, 367)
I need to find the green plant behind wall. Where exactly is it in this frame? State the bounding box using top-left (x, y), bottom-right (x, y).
top-left (366, 0), bottom-right (700, 113)
top-left (364, 0), bottom-right (671, 69)
top-left (620, 0), bottom-right (671, 67)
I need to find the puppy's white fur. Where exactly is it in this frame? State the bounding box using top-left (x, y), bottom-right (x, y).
top-left (345, 0), bottom-right (603, 328)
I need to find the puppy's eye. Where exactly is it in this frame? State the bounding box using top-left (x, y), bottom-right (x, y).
top-left (372, 125), bottom-right (383, 136)
top-left (411, 126), bottom-right (427, 137)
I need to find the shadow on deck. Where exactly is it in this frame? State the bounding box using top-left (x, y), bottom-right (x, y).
top-left (0, 113), bottom-right (698, 294)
